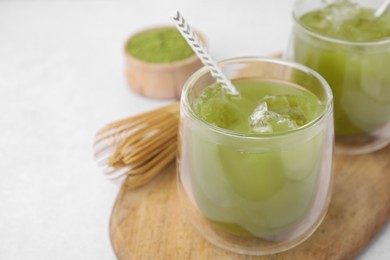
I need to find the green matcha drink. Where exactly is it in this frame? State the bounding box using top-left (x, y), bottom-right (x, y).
top-left (189, 79), bottom-right (325, 237)
top-left (178, 58), bottom-right (334, 254)
top-left (292, 0), bottom-right (390, 152)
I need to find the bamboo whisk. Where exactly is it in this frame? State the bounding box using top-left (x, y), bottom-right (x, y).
top-left (94, 102), bottom-right (180, 188)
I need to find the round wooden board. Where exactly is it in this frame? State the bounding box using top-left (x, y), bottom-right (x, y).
top-left (110, 145), bottom-right (390, 260)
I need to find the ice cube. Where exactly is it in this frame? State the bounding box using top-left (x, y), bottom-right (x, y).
top-left (192, 85), bottom-right (240, 129)
top-left (265, 95), bottom-right (308, 126)
top-left (249, 101), bottom-right (298, 133)
top-left (324, 0), bottom-right (360, 34)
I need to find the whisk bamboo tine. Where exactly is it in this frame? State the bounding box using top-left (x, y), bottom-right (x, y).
top-left (106, 167), bottom-right (131, 181)
top-left (122, 134), bottom-right (176, 165)
top-left (108, 152), bottom-right (125, 167)
top-left (121, 118), bottom-right (178, 152)
top-left (125, 146), bottom-right (177, 188)
top-left (122, 140), bottom-right (173, 169)
top-left (95, 121), bottom-right (142, 143)
top-left (122, 135), bottom-right (173, 161)
top-left (124, 126), bottom-right (177, 153)
top-left (95, 110), bottom-right (166, 142)
top-left (126, 141), bottom-right (177, 176)
top-left (93, 101), bottom-right (181, 188)
top-left (145, 144), bottom-right (177, 176)
top-left (98, 119), bottom-right (177, 166)
top-left (112, 113), bottom-right (175, 147)
top-left (118, 116), bottom-right (177, 148)
top-left (122, 129), bottom-right (177, 158)
top-left (123, 133), bottom-right (173, 158)
top-left (93, 139), bottom-right (115, 158)
top-left (126, 140), bottom-right (177, 175)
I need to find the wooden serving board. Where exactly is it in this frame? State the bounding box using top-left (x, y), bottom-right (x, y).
top-left (110, 145), bottom-right (390, 260)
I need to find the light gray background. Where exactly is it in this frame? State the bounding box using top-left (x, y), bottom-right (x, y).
top-left (0, 0), bottom-right (389, 259)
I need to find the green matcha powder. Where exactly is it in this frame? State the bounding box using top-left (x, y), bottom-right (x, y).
top-left (127, 27), bottom-right (195, 63)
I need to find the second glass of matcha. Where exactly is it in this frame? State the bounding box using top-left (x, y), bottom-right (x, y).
top-left (289, 0), bottom-right (390, 154)
top-left (177, 57), bottom-right (334, 255)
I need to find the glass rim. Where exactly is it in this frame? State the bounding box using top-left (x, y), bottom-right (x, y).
top-left (180, 56), bottom-right (334, 140)
top-left (292, 5), bottom-right (390, 46)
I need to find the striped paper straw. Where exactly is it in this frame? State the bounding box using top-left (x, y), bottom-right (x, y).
top-left (375, 0), bottom-right (390, 17)
top-left (171, 10), bottom-right (239, 95)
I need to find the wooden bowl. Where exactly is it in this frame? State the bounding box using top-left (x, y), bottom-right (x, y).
top-left (124, 26), bottom-right (206, 99)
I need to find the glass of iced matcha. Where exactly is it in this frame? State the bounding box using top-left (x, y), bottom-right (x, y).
top-left (177, 57), bottom-right (334, 255)
top-left (290, 0), bottom-right (390, 154)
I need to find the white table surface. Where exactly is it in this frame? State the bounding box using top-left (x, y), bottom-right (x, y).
top-left (0, 0), bottom-right (389, 259)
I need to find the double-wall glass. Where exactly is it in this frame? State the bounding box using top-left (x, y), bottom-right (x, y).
top-left (289, 0), bottom-right (390, 154)
top-left (177, 57), bottom-right (334, 255)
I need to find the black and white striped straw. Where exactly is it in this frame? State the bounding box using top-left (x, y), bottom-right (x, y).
top-left (171, 10), bottom-right (239, 96)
